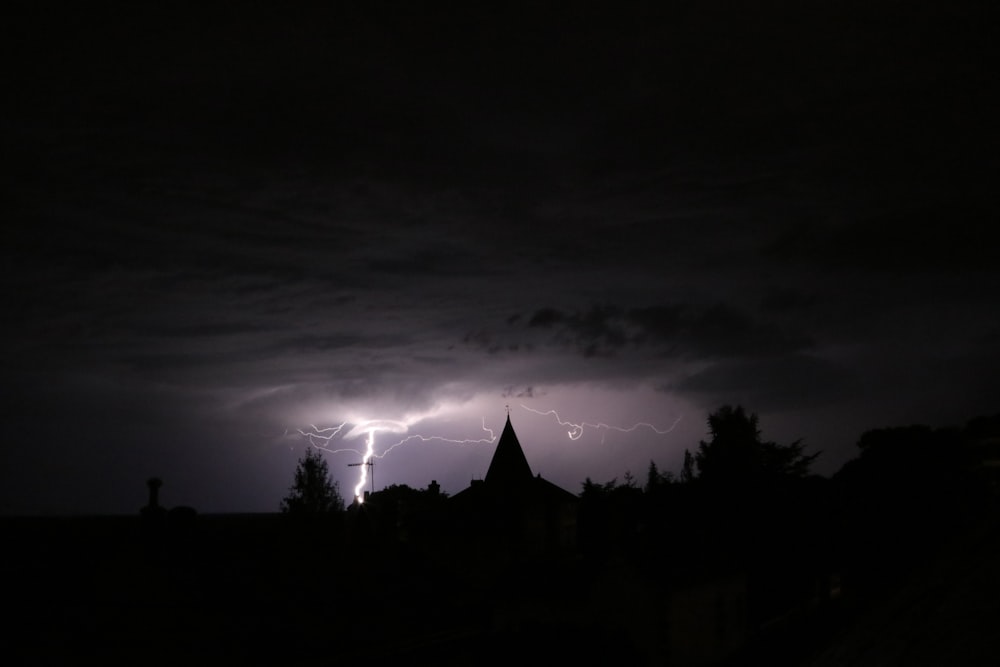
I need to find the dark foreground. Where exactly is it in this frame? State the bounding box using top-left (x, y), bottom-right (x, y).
top-left (4, 512), bottom-right (999, 666)
top-left (3, 514), bottom-right (640, 666)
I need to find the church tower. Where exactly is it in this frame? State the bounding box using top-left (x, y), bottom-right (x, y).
top-left (485, 415), bottom-right (533, 487)
top-left (448, 412), bottom-right (579, 558)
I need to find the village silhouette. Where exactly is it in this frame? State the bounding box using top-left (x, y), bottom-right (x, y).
top-left (5, 405), bottom-right (1000, 666)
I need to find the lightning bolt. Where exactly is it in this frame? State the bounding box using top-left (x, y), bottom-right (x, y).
top-left (297, 402), bottom-right (679, 499)
top-left (355, 430), bottom-right (376, 500)
top-left (296, 417), bottom-right (497, 502)
top-left (377, 418), bottom-right (496, 458)
top-left (297, 422), bottom-right (349, 449)
top-left (519, 404), bottom-right (682, 442)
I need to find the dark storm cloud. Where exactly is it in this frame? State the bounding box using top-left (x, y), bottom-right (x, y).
top-left (502, 386), bottom-right (537, 399)
top-left (526, 305), bottom-right (629, 358)
top-left (366, 245), bottom-right (502, 278)
top-left (509, 303), bottom-right (812, 360)
top-left (763, 204), bottom-right (998, 274)
top-left (629, 304), bottom-right (812, 358)
top-left (2, 0), bottom-right (997, 514)
top-left (669, 354), bottom-right (857, 412)
top-left (759, 288), bottom-right (820, 314)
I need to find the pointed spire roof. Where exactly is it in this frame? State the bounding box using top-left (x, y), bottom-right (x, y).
top-left (485, 415), bottom-right (533, 486)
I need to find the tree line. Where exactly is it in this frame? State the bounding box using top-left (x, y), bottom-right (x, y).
top-left (277, 404), bottom-right (999, 641)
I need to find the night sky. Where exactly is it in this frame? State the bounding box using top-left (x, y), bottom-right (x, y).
top-left (3, 1), bottom-right (997, 515)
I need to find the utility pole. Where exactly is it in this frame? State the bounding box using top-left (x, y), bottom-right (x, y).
top-left (348, 460), bottom-right (375, 496)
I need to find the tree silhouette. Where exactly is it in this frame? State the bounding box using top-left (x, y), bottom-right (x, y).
top-left (691, 405), bottom-right (819, 485)
top-left (281, 447), bottom-right (344, 514)
top-left (681, 448), bottom-right (696, 483)
top-left (644, 460), bottom-right (675, 493)
top-left (832, 418), bottom-right (994, 596)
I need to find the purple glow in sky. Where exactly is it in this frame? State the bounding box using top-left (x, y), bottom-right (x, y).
top-left (290, 387), bottom-right (691, 504)
top-left (2, 1), bottom-right (997, 514)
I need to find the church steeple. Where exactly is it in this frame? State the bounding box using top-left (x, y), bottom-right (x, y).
top-left (485, 415), bottom-right (533, 486)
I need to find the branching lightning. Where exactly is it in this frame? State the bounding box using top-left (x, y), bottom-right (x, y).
top-left (297, 417), bottom-right (497, 503)
top-left (519, 404), bottom-right (682, 442)
top-left (296, 402), bottom-right (680, 501)
top-left (297, 422), bottom-right (348, 444)
top-left (297, 422), bottom-right (361, 455)
top-left (377, 418), bottom-right (496, 458)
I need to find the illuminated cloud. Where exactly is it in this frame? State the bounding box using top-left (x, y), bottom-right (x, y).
top-left (1, 2), bottom-right (996, 514)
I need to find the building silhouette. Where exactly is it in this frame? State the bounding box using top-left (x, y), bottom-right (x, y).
top-left (447, 414), bottom-right (579, 561)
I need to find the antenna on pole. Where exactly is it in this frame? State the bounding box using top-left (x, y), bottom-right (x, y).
top-left (348, 460), bottom-right (375, 495)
